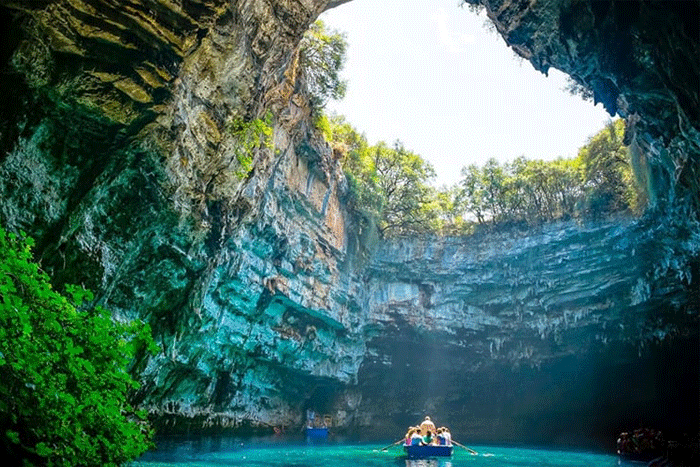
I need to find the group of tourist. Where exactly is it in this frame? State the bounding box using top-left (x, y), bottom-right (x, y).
top-left (617, 427), bottom-right (665, 456)
top-left (404, 417), bottom-right (452, 446)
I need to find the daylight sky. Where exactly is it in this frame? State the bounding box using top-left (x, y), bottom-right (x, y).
top-left (319, 0), bottom-right (614, 187)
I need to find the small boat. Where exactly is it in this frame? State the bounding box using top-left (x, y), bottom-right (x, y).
top-left (404, 444), bottom-right (453, 458)
top-left (616, 428), bottom-right (665, 464)
top-left (305, 426), bottom-right (329, 438)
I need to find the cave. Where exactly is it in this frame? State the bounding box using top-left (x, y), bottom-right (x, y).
top-left (0, 0), bottom-right (697, 459)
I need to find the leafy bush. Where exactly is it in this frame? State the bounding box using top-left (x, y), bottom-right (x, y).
top-left (227, 111), bottom-right (274, 178)
top-left (0, 227), bottom-right (157, 466)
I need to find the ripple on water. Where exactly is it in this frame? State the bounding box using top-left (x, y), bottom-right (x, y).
top-left (133, 439), bottom-right (621, 467)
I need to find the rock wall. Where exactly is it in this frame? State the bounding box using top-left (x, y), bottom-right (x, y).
top-left (0, 0), bottom-right (698, 445)
top-left (357, 219), bottom-right (699, 444)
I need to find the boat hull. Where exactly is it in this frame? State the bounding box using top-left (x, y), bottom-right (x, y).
top-left (404, 445), bottom-right (453, 457)
top-left (305, 427), bottom-right (328, 438)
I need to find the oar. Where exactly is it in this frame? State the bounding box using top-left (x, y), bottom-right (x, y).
top-left (452, 440), bottom-right (478, 455)
top-left (379, 438), bottom-right (405, 451)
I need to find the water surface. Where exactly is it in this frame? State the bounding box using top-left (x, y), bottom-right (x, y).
top-left (133, 437), bottom-right (625, 467)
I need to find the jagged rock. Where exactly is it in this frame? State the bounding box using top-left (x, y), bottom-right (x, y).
top-left (0, 0), bottom-right (697, 445)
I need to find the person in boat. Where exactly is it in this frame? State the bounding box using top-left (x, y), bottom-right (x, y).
top-left (422, 430), bottom-right (437, 446)
top-left (419, 416), bottom-right (436, 435)
top-left (410, 428), bottom-right (423, 446)
top-left (437, 428), bottom-right (446, 445)
top-left (404, 426), bottom-right (416, 445)
top-left (442, 427), bottom-right (452, 446)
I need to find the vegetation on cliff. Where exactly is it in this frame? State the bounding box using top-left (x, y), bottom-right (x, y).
top-left (321, 114), bottom-right (644, 238)
top-left (0, 227), bottom-right (157, 466)
top-left (457, 119), bottom-right (645, 226)
top-left (299, 21), bottom-right (645, 239)
top-left (227, 111), bottom-right (274, 178)
top-left (298, 20), bottom-right (348, 110)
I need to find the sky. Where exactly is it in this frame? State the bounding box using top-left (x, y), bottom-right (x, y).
top-left (318, 0), bottom-right (614, 187)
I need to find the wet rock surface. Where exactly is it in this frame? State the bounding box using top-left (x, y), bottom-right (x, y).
top-left (0, 0), bottom-right (697, 446)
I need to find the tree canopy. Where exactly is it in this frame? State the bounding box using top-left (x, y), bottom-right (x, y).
top-left (449, 119), bottom-right (643, 227)
top-left (321, 115), bottom-right (439, 237)
top-left (320, 115), bottom-right (644, 238)
top-left (298, 20), bottom-right (348, 109)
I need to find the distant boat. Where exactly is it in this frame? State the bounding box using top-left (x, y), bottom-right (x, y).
top-left (305, 426), bottom-right (329, 438)
top-left (404, 444), bottom-right (453, 457)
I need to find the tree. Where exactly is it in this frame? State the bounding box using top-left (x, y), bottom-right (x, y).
top-left (320, 115), bottom-right (439, 237)
top-left (298, 20), bottom-right (348, 109)
top-left (0, 227), bottom-right (157, 466)
top-left (458, 164), bottom-right (487, 224)
top-left (373, 141), bottom-right (437, 236)
top-left (481, 158), bottom-right (508, 223)
top-left (578, 119), bottom-right (641, 215)
top-left (454, 119), bottom-right (642, 227)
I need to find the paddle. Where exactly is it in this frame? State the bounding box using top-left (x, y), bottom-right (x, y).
top-left (452, 440), bottom-right (478, 455)
top-left (379, 438), bottom-right (405, 451)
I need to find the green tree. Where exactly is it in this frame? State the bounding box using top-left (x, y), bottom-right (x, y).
top-left (454, 120), bottom-right (643, 227)
top-left (323, 115), bottom-right (382, 225)
top-left (578, 119), bottom-right (642, 215)
top-left (298, 20), bottom-right (348, 109)
top-left (481, 158), bottom-right (508, 223)
top-left (0, 227), bottom-right (157, 466)
top-left (373, 141), bottom-right (437, 236)
top-left (458, 164), bottom-right (487, 224)
top-left (321, 115), bottom-right (439, 237)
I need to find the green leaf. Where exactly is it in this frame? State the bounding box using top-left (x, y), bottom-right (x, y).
top-left (0, 226), bottom-right (155, 465)
top-left (6, 430), bottom-right (20, 444)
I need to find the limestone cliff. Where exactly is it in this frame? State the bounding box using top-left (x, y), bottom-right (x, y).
top-left (0, 0), bottom-right (697, 445)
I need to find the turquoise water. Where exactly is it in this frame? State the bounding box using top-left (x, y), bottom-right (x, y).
top-left (132, 437), bottom-right (625, 467)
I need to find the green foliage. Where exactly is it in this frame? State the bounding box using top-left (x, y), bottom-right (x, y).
top-left (298, 20), bottom-right (348, 109)
top-left (321, 114), bottom-right (437, 237)
top-left (227, 112), bottom-right (273, 178)
top-left (321, 111), bottom-right (642, 238)
top-left (373, 141), bottom-right (438, 236)
top-left (453, 119), bottom-right (644, 226)
top-left (578, 119), bottom-right (643, 216)
top-left (313, 112), bottom-right (334, 142)
top-left (0, 227), bottom-right (158, 466)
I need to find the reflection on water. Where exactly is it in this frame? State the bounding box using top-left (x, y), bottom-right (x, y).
top-left (405, 459), bottom-right (452, 467)
top-left (135, 437), bottom-right (620, 467)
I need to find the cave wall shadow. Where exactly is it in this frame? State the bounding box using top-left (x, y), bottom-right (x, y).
top-left (355, 332), bottom-right (698, 450)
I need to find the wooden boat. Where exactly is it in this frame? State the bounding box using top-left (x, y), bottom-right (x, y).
top-left (404, 444), bottom-right (453, 457)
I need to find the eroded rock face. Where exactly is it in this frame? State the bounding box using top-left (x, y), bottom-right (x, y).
top-left (0, 0), bottom-right (698, 444)
top-left (357, 218), bottom-right (699, 443)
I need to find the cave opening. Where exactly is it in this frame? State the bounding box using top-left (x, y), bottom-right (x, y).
top-left (0, 0), bottom-right (697, 462)
top-left (316, 0), bottom-right (700, 451)
top-left (319, 0), bottom-right (613, 188)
